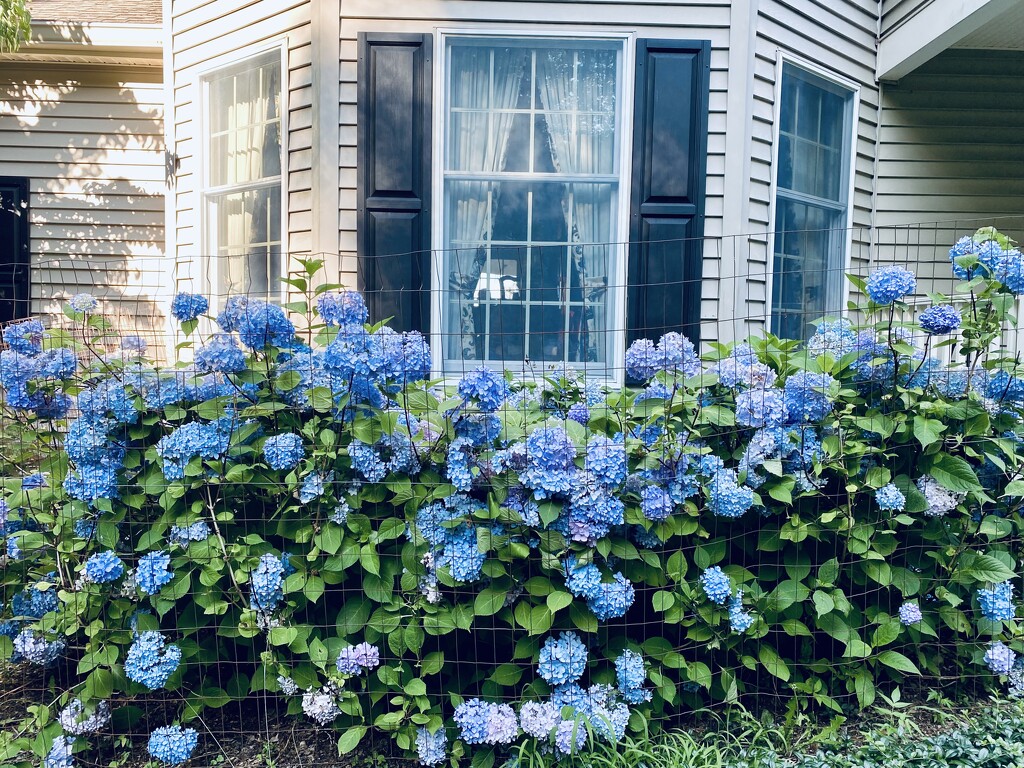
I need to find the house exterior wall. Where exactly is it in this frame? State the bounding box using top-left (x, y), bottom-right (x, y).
top-left (880, 0), bottom-right (932, 39)
top-left (0, 61), bottom-right (166, 332)
top-left (168, 0), bottom-right (313, 297)
top-left (874, 48), bottom-right (1024, 295)
top-left (337, 0), bottom-right (733, 343)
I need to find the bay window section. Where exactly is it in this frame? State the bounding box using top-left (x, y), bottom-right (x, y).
top-left (441, 38), bottom-right (622, 369)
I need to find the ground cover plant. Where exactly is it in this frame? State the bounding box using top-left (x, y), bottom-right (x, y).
top-left (2, 228), bottom-right (1024, 767)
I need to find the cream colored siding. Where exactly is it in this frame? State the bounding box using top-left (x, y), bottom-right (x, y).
top-left (338, 0), bottom-right (732, 342)
top-left (0, 62), bottom-right (165, 331)
top-left (169, 0), bottom-right (312, 292)
top-left (880, 0), bottom-right (933, 39)
top-left (743, 0), bottom-right (880, 333)
top-left (874, 48), bottom-right (1024, 293)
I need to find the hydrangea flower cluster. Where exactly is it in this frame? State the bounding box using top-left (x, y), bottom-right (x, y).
top-left (171, 292), bottom-right (209, 322)
top-left (13, 628), bottom-right (66, 665)
top-left (919, 305), bottom-right (961, 335)
top-left (415, 727), bottom-right (448, 766)
top-left (875, 484), bottom-right (906, 512)
top-left (520, 427), bottom-right (577, 499)
top-left (699, 566), bottom-right (732, 605)
top-left (625, 331), bottom-right (700, 381)
top-left (453, 699), bottom-right (520, 745)
top-left (898, 602), bottom-right (923, 626)
top-left (301, 688), bottom-right (341, 725)
top-left (316, 290), bottom-right (368, 326)
top-left (978, 581), bottom-right (1015, 622)
top-left (45, 736), bottom-right (75, 768)
top-left (195, 333), bottom-right (246, 373)
top-left (916, 475), bottom-right (964, 517)
top-left (985, 641), bottom-right (1016, 675)
top-left (68, 293), bottom-right (99, 313)
top-left (614, 650), bottom-right (651, 704)
top-left (457, 366), bottom-right (508, 412)
top-left (250, 553), bottom-right (285, 612)
top-left (728, 592), bottom-right (754, 634)
top-left (263, 432), bottom-right (306, 471)
top-left (156, 419), bottom-right (233, 481)
top-left (336, 642), bottom-right (380, 674)
top-left (538, 632), bottom-right (587, 685)
top-left (124, 631), bottom-right (181, 689)
top-left (806, 319), bottom-right (857, 359)
top-left (865, 266), bottom-right (916, 304)
top-left (136, 551), bottom-right (174, 595)
top-left (58, 699), bottom-right (111, 736)
top-left (167, 522), bottom-right (211, 547)
top-left (783, 372), bottom-right (837, 423)
top-left (82, 551), bottom-right (124, 584)
top-left (147, 725), bottom-right (198, 765)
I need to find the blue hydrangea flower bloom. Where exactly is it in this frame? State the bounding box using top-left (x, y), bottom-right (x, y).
top-left (125, 631), bottom-right (181, 689)
top-left (298, 470), bottom-right (332, 504)
top-left (875, 484), bottom-right (906, 512)
top-left (564, 556), bottom-right (603, 599)
top-left (121, 335), bottom-right (147, 355)
top-left (519, 701), bottom-right (561, 738)
top-left (78, 380), bottom-right (138, 424)
top-left (14, 629), bottom-right (66, 665)
top-left (45, 736), bottom-right (75, 768)
top-left (453, 699), bottom-right (492, 745)
top-left (615, 650), bottom-right (651, 704)
top-left (21, 472), bottom-right (47, 490)
top-left (485, 703), bottom-right (519, 745)
top-left (233, 300), bottom-right (295, 349)
top-left (566, 402), bottom-right (590, 425)
top-left (521, 427), bottom-right (577, 499)
top-left (919, 305), bottom-right (961, 335)
top-left (250, 553), bottom-right (285, 612)
top-left (784, 371), bottom-right (836, 423)
top-left (700, 566), bottom-right (732, 605)
top-left (707, 468), bottom-right (755, 518)
top-left (316, 290), bottom-right (368, 326)
top-left (263, 433), bottom-right (305, 471)
top-left (457, 366), bottom-right (507, 412)
top-left (806, 319), bottom-right (857, 359)
top-left (156, 419), bottom-right (232, 481)
top-left (566, 487), bottom-right (624, 543)
top-left (435, 525), bottom-right (486, 582)
top-left (168, 522), bottom-right (211, 548)
top-left (657, 332), bottom-right (702, 378)
top-left (538, 632), bottom-right (587, 685)
top-left (585, 434), bottom-right (627, 489)
top-left (415, 727), bottom-right (447, 766)
top-left (137, 551), bottom-right (174, 594)
top-left (195, 334), bottom-right (246, 373)
top-left (83, 551), bottom-right (124, 583)
top-left (12, 581), bottom-right (58, 618)
top-left (866, 266), bottom-right (916, 304)
top-left (587, 572), bottom-right (635, 621)
top-left (728, 592), bottom-right (755, 634)
top-left (454, 413), bottom-right (501, 446)
top-left (735, 387), bottom-right (787, 428)
top-left (625, 338), bottom-right (659, 380)
top-left (171, 293), bottom-right (209, 322)
top-left (978, 581), bottom-right (1015, 621)
top-left (336, 642), bottom-right (380, 674)
top-left (68, 293), bottom-right (98, 313)
top-left (148, 725), bottom-right (198, 765)
top-left (446, 436), bottom-right (476, 491)
top-left (899, 602), bottom-right (923, 625)
top-left (985, 641), bottom-right (1016, 675)
top-left (2, 319), bottom-right (44, 355)
top-left (997, 247), bottom-right (1024, 294)
top-left (640, 486), bottom-right (674, 522)
top-left (555, 720), bottom-right (587, 755)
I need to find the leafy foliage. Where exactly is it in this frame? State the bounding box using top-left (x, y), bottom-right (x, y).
top-left (3, 232), bottom-right (1024, 767)
top-left (0, 0), bottom-right (29, 54)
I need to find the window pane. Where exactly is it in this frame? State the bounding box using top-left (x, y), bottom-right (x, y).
top-left (209, 186), bottom-right (281, 297)
top-left (771, 197), bottom-right (844, 340)
top-left (208, 55), bottom-right (281, 187)
top-left (443, 38), bottom-right (621, 368)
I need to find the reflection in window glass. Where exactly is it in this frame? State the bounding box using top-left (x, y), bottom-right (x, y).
top-left (771, 63), bottom-right (854, 339)
top-left (204, 51), bottom-right (282, 298)
top-left (442, 38), bottom-right (621, 369)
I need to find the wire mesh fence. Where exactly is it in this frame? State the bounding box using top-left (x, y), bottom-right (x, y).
top-left (1, 217), bottom-right (1024, 767)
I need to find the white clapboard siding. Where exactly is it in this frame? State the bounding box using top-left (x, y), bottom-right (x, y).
top-left (170, 0), bottom-right (313, 286)
top-left (0, 61), bottom-right (166, 332)
top-left (743, 0), bottom-right (880, 336)
top-left (338, 0), bottom-right (732, 343)
top-left (874, 48), bottom-right (1024, 298)
top-left (880, 0), bottom-right (933, 39)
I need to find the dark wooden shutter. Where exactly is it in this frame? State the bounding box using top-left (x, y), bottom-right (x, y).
top-left (627, 39), bottom-right (710, 345)
top-left (0, 177), bottom-right (30, 324)
top-left (357, 33), bottom-right (432, 332)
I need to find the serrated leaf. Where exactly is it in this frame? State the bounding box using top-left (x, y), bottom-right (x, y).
top-left (877, 650), bottom-right (920, 675)
top-left (928, 453), bottom-right (982, 492)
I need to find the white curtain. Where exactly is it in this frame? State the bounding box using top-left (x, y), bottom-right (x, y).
top-left (448, 47), bottom-right (527, 359)
top-left (536, 49), bottom-right (616, 362)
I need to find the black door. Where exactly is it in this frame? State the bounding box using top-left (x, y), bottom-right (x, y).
top-left (0, 177), bottom-right (30, 324)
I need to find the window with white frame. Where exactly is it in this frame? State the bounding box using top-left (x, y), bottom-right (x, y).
top-left (440, 36), bottom-right (623, 369)
top-left (203, 49), bottom-right (283, 299)
top-left (771, 61), bottom-right (855, 341)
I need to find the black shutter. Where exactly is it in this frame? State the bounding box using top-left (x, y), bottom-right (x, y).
top-left (0, 177), bottom-right (30, 324)
top-left (357, 33), bottom-right (432, 332)
top-left (627, 39), bottom-right (710, 345)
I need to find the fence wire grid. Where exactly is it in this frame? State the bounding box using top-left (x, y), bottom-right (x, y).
top-left (1, 215), bottom-right (1024, 768)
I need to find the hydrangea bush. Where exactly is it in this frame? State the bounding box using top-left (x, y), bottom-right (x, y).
top-left (3, 232), bottom-right (1024, 766)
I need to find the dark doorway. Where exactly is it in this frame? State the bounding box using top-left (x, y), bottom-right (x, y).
top-left (0, 177), bottom-right (30, 324)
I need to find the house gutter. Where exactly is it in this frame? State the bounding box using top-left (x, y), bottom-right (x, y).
top-left (24, 20), bottom-right (162, 57)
